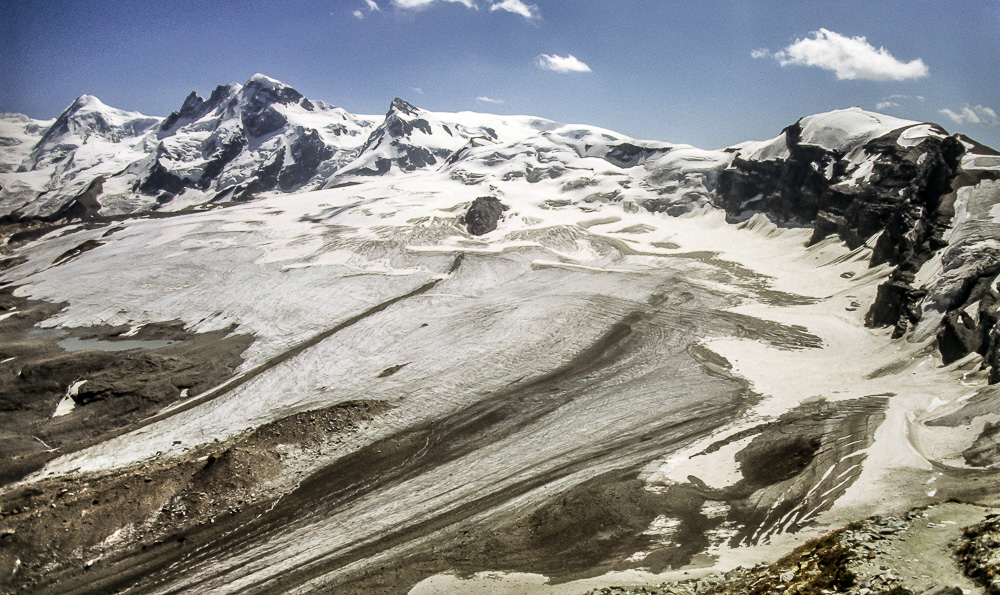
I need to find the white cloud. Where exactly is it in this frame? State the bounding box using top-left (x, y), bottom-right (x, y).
top-left (490, 0), bottom-right (538, 19)
top-left (353, 9), bottom-right (365, 18)
top-left (393, 0), bottom-right (476, 9)
top-left (885, 94), bottom-right (924, 102)
top-left (536, 54), bottom-right (592, 74)
top-left (940, 105), bottom-right (999, 126)
top-left (411, 87), bottom-right (424, 95)
top-left (875, 94), bottom-right (925, 111)
top-left (365, 0), bottom-right (380, 10)
top-left (754, 28), bottom-right (929, 81)
top-left (476, 96), bottom-right (504, 104)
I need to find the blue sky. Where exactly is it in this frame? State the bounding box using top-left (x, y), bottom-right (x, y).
top-left (2, 0), bottom-right (998, 149)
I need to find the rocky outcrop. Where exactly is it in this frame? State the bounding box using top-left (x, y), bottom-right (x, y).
top-left (278, 129), bottom-right (333, 190)
top-left (139, 158), bottom-right (190, 196)
top-left (45, 176), bottom-right (104, 222)
top-left (199, 135), bottom-right (247, 186)
top-left (716, 122), bottom-right (962, 262)
top-left (237, 76), bottom-right (306, 138)
top-left (465, 196), bottom-right (507, 235)
top-left (232, 149), bottom-right (285, 202)
top-left (158, 84), bottom-right (237, 138)
top-left (956, 514), bottom-right (1000, 593)
top-left (714, 116), bottom-right (1000, 374)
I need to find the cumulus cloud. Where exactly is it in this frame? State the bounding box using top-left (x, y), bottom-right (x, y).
top-left (490, 0), bottom-right (538, 19)
top-left (476, 96), bottom-right (504, 104)
top-left (536, 54), bottom-right (592, 73)
top-left (753, 28), bottom-right (929, 81)
top-left (411, 87), bottom-right (424, 95)
top-left (354, 0), bottom-right (379, 18)
top-left (940, 105), bottom-right (999, 126)
top-left (875, 101), bottom-right (899, 110)
top-left (393, 0), bottom-right (476, 9)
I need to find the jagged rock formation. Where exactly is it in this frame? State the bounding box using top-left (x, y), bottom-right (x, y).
top-left (0, 75), bottom-right (377, 220)
top-left (465, 196), bottom-right (507, 235)
top-left (712, 109), bottom-right (1000, 378)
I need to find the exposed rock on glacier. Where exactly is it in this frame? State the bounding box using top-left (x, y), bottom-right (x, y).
top-left (465, 196), bottom-right (508, 235)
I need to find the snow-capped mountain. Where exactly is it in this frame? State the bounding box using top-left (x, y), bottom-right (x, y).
top-left (325, 97), bottom-right (589, 184)
top-left (0, 75), bottom-right (382, 219)
top-left (3, 81), bottom-right (1000, 373)
top-left (3, 78), bottom-right (1000, 594)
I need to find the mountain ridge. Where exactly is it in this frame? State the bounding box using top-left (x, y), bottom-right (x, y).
top-left (2, 77), bottom-right (1000, 381)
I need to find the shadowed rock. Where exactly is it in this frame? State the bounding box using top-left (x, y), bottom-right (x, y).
top-left (45, 176), bottom-right (104, 222)
top-left (465, 196), bottom-right (507, 235)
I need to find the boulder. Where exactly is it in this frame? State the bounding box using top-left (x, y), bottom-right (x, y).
top-left (465, 196), bottom-right (507, 236)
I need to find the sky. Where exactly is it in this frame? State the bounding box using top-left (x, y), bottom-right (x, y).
top-left (1, 0), bottom-right (998, 150)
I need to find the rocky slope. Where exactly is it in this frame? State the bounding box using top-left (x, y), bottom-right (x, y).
top-left (586, 503), bottom-right (999, 595)
top-left (714, 109), bottom-right (1000, 378)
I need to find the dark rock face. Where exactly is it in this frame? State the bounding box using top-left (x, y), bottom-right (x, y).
top-left (278, 129), bottom-right (334, 191)
top-left (243, 105), bottom-right (287, 138)
top-left (864, 269), bottom-right (925, 338)
top-left (233, 149), bottom-right (285, 202)
top-left (932, 263), bottom-right (1000, 377)
top-left (238, 78), bottom-right (305, 139)
top-left (465, 196), bottom-right (508, 235)
top-left (394, 145), bottom-right (437, 171)
top-left (159, 84), bottom-right (239, 137)
top-left (386, 116), bottom-right (432, 139)
top-left (605, 142), bottom-right (669, 168)
top-left (199, 135), bottom-right (247, 186)
top-left (716, 123), bottom-right (962, 264)
top-left (159, 91), bottom-right (207, 135)
top-left (716, 123), bottom-right (838, 228)
top-left (389, 97), bottom-right (419, 118)
top-left (45, 176), bottom-right (104, 222)
top-left (713, 119), bottom-right (1000, 372)
top-left (139, 159), bottom-right (190, 196)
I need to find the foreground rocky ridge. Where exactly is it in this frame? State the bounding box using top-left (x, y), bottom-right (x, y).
top-left (586, 503), bottom-right (999, 595)
top-left (0, 400), bottom-right (390, 593)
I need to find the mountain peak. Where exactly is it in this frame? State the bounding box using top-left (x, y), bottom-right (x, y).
top-left (389, 98), bottom-right (420, 117)
top-left (246, 73), bottom-right (285, 89)
top-left (67, 94), bottom-right (109, 114)
top-left (239, 74), bottom-right (304, 108)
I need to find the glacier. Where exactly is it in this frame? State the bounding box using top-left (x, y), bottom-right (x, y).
top-left (1, 76), bottom-right (1000, 593)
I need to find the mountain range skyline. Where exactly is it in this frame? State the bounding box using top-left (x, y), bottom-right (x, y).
top-left (3, 0), bottom-right (998, 151)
